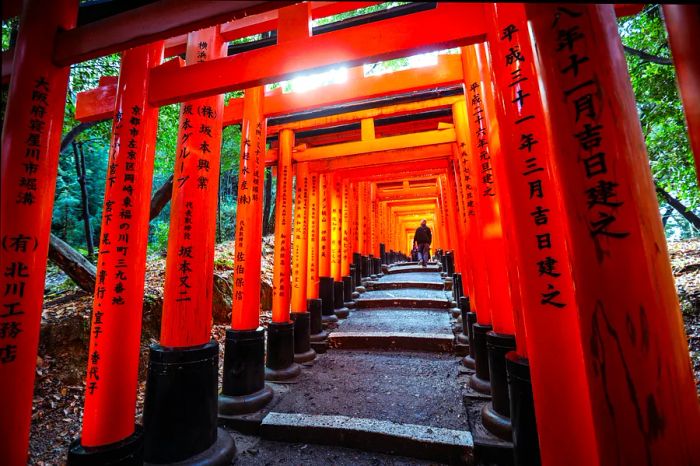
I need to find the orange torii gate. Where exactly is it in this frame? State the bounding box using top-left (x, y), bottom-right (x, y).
top-left (2, 2), bottom-right (699, 466)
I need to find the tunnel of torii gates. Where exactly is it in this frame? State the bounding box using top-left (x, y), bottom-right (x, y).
top-left (1, 1), bottom-right (700, 465)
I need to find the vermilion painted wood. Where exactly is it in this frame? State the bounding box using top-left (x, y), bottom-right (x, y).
top-left (487, 4), bottom-right (598, 464)
top-left (663, 5), bottom-right (700, 187)
top-left (306, 171), bottom-right (320, 299)
top-left (528, 4), bottom-right (700, 464)
top-left (472, 42), bottom-right (524, 342)
top-left (317, 173), bottom-right (331, 277)
top-left (330, 174), bottom-right (343, 281)
top-left (75, 55), bottom-right (463, 127)
top-left (452, 95), bottom-right (492, 326)
top-left (271, 129), bottom-right (294, 323)
top-left (0, 1), bottom-right (77, 462)
top-left (341, 179), bottom-right (352, 277)
top-left (231, 87), bottom-right (267, 330)
top-left (160, 26), bottom-right (226, 347)
top-left (460, 45), bottom-right (515, 335)
top-left (291, 163), bottom-right (309, 312)
top-left (146, 3), bottom-right (486, 107)
top-left (81, 42), bottom-right (164, 447)
top-left (53, 1), bottom-right (290, 66)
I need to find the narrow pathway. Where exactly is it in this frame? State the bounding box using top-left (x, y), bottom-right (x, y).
top-left (227, 263), bottom-right (491, 465)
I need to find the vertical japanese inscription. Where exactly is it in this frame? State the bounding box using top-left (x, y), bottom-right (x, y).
top-left (1, 76), bottom-right (52, 365)
top-left (498, 21), bottom-right (567, 308)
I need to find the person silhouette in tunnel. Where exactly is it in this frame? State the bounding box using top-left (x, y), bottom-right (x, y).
top-left (413, 219), bottom-right (432, 267)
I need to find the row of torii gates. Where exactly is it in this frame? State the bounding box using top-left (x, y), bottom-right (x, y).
top-left (2, 2), bottom-right (700, 465)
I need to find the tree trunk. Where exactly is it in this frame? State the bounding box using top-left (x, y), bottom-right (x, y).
top-left (661, 205), bottom-right (674, 227)
top-left (72, 141), bottom-right (95, 257)
top-left (262, 167), bottom-right (273, 235)
top-left (656, 184), bottom-right (700, 230)
top-left (149, 174), bottom-right (173, 221)
top-left (49, 233), bottom-right (97, 292)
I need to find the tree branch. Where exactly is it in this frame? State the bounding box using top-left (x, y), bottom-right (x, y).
top-left (60, 121), bottom-right (100, 153)
top-left (656, 184), bottom-right (700, 230)
top-left (623, 45), bottom-right (673, 66)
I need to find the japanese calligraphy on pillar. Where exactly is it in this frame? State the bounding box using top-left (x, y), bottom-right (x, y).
top-left (1, 76), bottom-right (53, 365)
top-left (318, 174), bottom-right (329, 270)
top-left (468, 82), bottom-right (497, 199)
top-left (498, 21), bottom-right (567, 308)
top-left (550, 7), bottom-right (629, 251)
top-left (307, 172), bottom-right (318, 285)
top-left (86, 102), bottom-right (146, 395)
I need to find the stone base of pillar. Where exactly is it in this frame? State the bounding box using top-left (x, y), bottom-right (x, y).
top-left (450, 306), bottom-right (461, 318)
top-left (321, 314), bottom-right (339, 326)
top-left (506, 353), bottom-right (540, 466)
top-left (67, 425), bottom-right (144, 465)
top-left (462, 354), bottom-right (476, 369)
top-left (333, 281), bottom-right (350, 319)
top-left (482, 402), bottom-right (512, 441)
top-left (291, 312), bottom-right (316, 364)
top-left (219, 328), bottom-right (273, 418)
top-left (469, 323), bottom-right (492, 395)
top-left (355, 286), bottom-right (366, 294)
top-left (265, 322), bottom-right (301, 381)
top-left (456, 332), bottom-right (469, 344)
top-left (307, 298), bottom-right (328, 342)
top-left (144, 428), bottom-right (235, 466)
top-left (352, 291), bottom-right (361, 298)
top-left (335, 307), bottom-right (350, 319)
top-left (482, 331), bottom-right (516, 440)
top-left (140, 340), bottom-right (234, 465)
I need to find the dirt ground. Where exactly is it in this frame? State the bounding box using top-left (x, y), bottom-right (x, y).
top-left (26, 238), bottom-right (700, 465)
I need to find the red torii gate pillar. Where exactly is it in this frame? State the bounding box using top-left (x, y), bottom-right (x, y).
top-left (528, 4), bottom-right (700, 465)
top-left (290, 162), bottom-right (316, 363)
top-left (487, 4), bottom-right (597, 464)
top-left (1, 1), bottom-right (77, 463)
top-left (461, 44), bottom-right (523, 440)
top-left (68, 42), bottom-right (164, 464)
top-left (329, 173), bottom-right (349, 318)
top-left (219, 86), bottom-right (274, 418)
top-left (317, 173), bottom-right (338, 326)
top-left (305, 170), bottom-right (328, 342)
top-left (140, 26), bottom-right (235, 464)
top-left (266, 128), bottom-right (302, 381)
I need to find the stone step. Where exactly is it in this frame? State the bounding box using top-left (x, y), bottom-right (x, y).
top-left (368, 281), bottom-right (445, 291)
top-left (385, 265), bottom-right (441, 274)
top-left (354, 289), bottom-right (449, 310)
top-left (260, 412), bottom-right (473, 465)
top-left (329, 331), bottom-right (454, 352)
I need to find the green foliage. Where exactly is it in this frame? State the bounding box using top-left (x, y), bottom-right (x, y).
top-left (618, 4), bottom-right (699, 239)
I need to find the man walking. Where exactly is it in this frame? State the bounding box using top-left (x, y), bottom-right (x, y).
top-left (413, 219), bottom-right (432, 267)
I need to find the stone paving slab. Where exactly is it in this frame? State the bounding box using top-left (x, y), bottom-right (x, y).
top-left (269, 350), bottom-right (469, 431)
top-left (338, 309), bottom-right (451, 334)
top-left (378, 272), bottom-right (444, 283)
top-left (355, 288), bottom-right (449, 309)
top-left (329, 332), bottom-right (454, 352)
top-left (260, 413), bottom-right (473, 465)
top-left (386, 264), bottom-right (441, 274)
top-left (229, 429), bottom-right (440, 465)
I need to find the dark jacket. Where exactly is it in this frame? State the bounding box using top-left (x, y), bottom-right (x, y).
top-left (414, 225), bottom-right (432, 245)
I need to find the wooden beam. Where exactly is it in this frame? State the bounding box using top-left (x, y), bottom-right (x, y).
top-left (147, 3), bottom-right (486, 106)
top-left (304, 142), bottom-right (451, 172)
top-left (53, 1), bottom-right (292, 66)
top-left (294, 128), bottom-right (455, 162)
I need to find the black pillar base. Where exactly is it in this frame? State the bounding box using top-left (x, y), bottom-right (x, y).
top-left (219, 328), bottom-right (273, 418)
top-left (142, 340), bottom-right (234, 464)
top-left (469, 323), bottom-right (492, 395)
top-left (482, 402), bottom-right (512, 441)
top-left (307, 298), bottom-right (328, 342)
top-left (68, 425), bottom-right (143, 466)
top-left (507, 353), bottom-right (541, 466)
top-left (333, 281), bottom-right (350, 319)
top-left (291, 311), bottom-right (316, 364)
top-left (319, 276), bottom-right (339, 325)
top-left (144, 428), bottom-right (235, 466)
top-left (265, 322), bottom-right (301, 381)
top-left (462, 354), bottom-right (476, 369)
top-left (342, 276), bottom-right (356, 309)
top-left (456, 296), bottom-right (470, 345)
top-left (482, 331), bottom-right (516, 440)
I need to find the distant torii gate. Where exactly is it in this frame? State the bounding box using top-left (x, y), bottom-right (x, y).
top-left (2, 2), bottom-right (699, 466)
